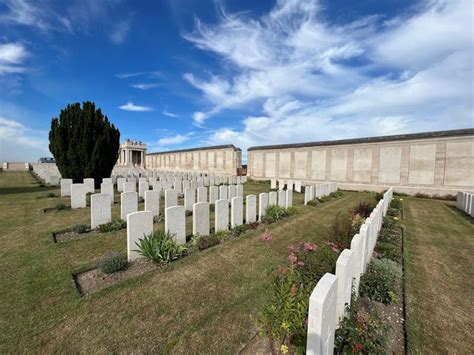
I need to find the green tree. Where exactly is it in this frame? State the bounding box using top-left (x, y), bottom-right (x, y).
top-left (49, 102), bottom-right (120, 184)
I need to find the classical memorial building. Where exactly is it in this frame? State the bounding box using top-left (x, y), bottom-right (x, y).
top-left (146, 145), bottom-right (242, 175)
top-left (116, 139), bottom-right (147, 167)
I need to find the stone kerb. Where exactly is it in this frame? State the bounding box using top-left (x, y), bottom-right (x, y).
top-left (335, 249), bottom-right (354, 325)
top-left (215, 199), bottom-right (229, 232)
top-left (193, 202), bottom-right (210, 236)
top-left (144, 190), bottom-right (160, 217)
top-left (165, 206), bottom-right (186, 245)
top-left (121, 191), bottom-right (138, 220)
top-left (91, 193), bottom-right (112, 229)
top-left (127, 211), bottom-right (153, 262)
top-left (231, 196), bottom-right (243, 227)
top-left (246, 194), bottom-right (257, 224)
top-left (306, 273), bottom-right (338, 355)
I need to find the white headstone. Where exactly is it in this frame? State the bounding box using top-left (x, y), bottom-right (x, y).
top-left (100, 182), bottom-right (114, 204)
top-left (285, 189), bottom-right (293, 208)
top-left (269, 191), bottom-right (277, 206)
top-left (165, 206), bottom-right (186, 245)
top-left (184, 188), bottom-right (196, 212)
top-left (307, 273), bottom-right (338, 355)
top-left (197, 186), bottom-right (207, 203)
top-left (271, 179), bottom-right (277, 189)
top-left (209, 186), bottom-right (219, 204)
top-left (123, 181), bottom-right (136, 193)
top-left (258, 192), bottom-right (269, 221)
top-left (138, 181), bottom-right (149, 198)
top-left (165, 189), bottom-right (178, 209)
top-left (121, 191), bottom-right (138, 220)
top-left (215, 199), bottom-right (229, 232)
top-left (246, 194), bottom-right (257, 224)
top-left (127, 211), bottom-right (153, 261)
top-left (231, 196), bottom-right (243, 227)
top-left (228, 185), bottom-right (237, 201)
top-left (304, 187), bottom-right (311, 205)
top-left (91, 193), bottom-right (112, 229)
top-left (278, 190), bottom-right (286, 207)
top-left (84, 178), bottom-right (95, 193)
top-left (336, 249), bottom-right (354, 324)
top-left (193, 202), bottom-right (210, 236)
top-left (71, 183), bottom-right (87, 209)
top-left (236, 184), bottom-right (244, 197)
top-left (219, 185), bottom-right (228, 201)
top-left (144, 190), bottom-right (160, 218)
top-left (60, 178), bottom-right (72, 197)
top-left (117, 177), bottom-right (126, 192)
top-left (295, 181), bottom-right (302, 193)
top-left (350, 233), bottom-right (363, 294)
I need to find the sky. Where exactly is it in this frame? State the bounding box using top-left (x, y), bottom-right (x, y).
top-left (0, 0), bottom-right (472, 163)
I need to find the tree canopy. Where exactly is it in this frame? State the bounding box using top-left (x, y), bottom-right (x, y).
top-left (49, 102), bottom-right (120, 183)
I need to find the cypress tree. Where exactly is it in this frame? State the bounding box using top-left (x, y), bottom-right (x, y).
top-left (49, 102), bottom-right (120, 184)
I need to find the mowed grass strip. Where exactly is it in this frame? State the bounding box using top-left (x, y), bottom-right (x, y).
top-left (1, 171), bottom-right (373, 353)
top-left (403, 197), bottom-right (474, 353)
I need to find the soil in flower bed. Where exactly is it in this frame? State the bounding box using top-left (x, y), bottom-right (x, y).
top-left (75, 258), bottom-right (158, 296)
top-left (53, 229), bottom-right (99, 243)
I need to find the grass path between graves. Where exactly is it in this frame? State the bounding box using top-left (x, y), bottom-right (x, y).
top-left (0, 171), bottom-right (376, 353)
top-left (402, 196), bottom-right (474, 353)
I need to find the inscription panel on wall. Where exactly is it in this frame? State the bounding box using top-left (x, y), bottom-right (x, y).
top-left (408, 144), bottom-right (436, 185)
top-left (253, 152), bottom-right (263, 177)
top-left (265, 153), bottom-right (276, 178)
top-left (225, 151), bottom-right (233, 170)
top-left (279, 152), bottom-right (291, 178)
top-left (311, 150), bottom-right (326, 180)
top-left (216, 151), bottom-right (224, 171)
top-left (200, 151), bottom-right (208, 170)
top-left (379, 146), bottom-right (401, 184)
top-left (208, 152), bottom-right (215, 171)
top-left (330, 148), bottom-right (348, 181)
top-left (445, 141), bottom-right (474, 186)
top-left (353, 147), bottom-right (372, 183)
top-left (193, 152), bottom-right (199, 170)
top-left (294, 151), bottom-right (307, 179)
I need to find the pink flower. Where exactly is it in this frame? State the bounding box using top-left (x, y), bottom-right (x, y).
top-left (297, 261), bottom-right (305, 267)
top-left (288, 254), bottom-right (297, 264)
top-left (287, 244), bottom-right (297, 253)
top-left (303, 242), bottom-right (317, 251)
top-left (262, 230), bottom-right (273, 242)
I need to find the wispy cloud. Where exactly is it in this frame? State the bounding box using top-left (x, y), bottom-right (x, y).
top-left (110, 20), bottom-right (131, 45)
top-left (119, 101), bottom-right (154, 112)
top-left (116, 71), bottom-right (161, 79)
top-left (162, 110), bottom-right (179, 118)
top-left (131, 83), bottom-right (160, 90)
top-left (0, 42), bottom-right (28, 75)
top-left (184, 0), bottom-right (473, 150)
top-left (157, 134), bottom-right (190, 145)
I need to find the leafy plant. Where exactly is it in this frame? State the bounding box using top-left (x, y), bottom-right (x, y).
top-left (287, 206), bottom-right (298, 216)
top-left (232, 224), bottom-right (249, 237)
top-left (134, 230), bottom-right (186, 264)
top-left (72, 224), bottom-right (89, 234)
top-left (99, 219), bottom-right (126, 233)
top-left (375, 242), bottom-right (401, 264)
top-left (351, 201), bottom-right (375, 218)
top-left (55, 203), bottom-right (66, 210)
top-left (317, 195), bottom-right (331, 203)
top-left (97, 251), bottom-right (127, 274)
top-left (335, 297), bottom-right (388, 353)
top-left (360, 258), bottom-right (402, 304)
top-left (329, 190), bottom-right (343, 198)
top-left (307, 199), bottom-right (319, 207)
top-left (263, 205), bottom-right (289, 223)
top-left (330, 212), bottom-right (353, 248)
top-left (193, 234), bottom-right (220, 251)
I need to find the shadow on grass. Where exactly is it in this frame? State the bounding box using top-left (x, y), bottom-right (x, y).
top-left (446, 205), bottom-right (474, 224)
top-left (0, 185), bottom-right (56, 195)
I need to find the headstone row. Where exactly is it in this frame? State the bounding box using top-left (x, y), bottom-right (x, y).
top-left (456, 191), bottom-right (474, 217)
top-left (304, 182), bottom-right (338, 205)
top-left (306, 187), bottom-right (393, 355)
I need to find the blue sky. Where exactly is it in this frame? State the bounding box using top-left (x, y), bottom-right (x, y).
top-left (0, 0), bottom-right (472, 162)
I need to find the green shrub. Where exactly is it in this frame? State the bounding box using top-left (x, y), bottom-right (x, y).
top-left (263, 205), bottom-right (289, 223)
top-left (330, 212), bottom-right (353, 248)
top-left (360, 258), bottom-right (402, 304)
top-left (134, 230), bottom-right (186, 264)
top-left (99, 219), bottom-right (126, 233)
top-left (72, 224), bottom-right (89, 234)
top-left (375, 242), bottom-right (401, 264)
top-left (55, 203), bottom-right (66, 210)
top-left (317, 195), bottom-right (331, 203)
top-left (329, 190), bottom-right (343, 198)
top-left (97, 251), bottom-right (127, 274)
top-left (390, 198), bottom-right (402, 210)
top-left (377, 227), bottom-right (402, 245)
top-left (307, 199), bottom-right (319, 207)
top-left (46, 192), bottom-right (56, 198)
top-left (232, 224), bottom-right (249, 237)
top-left (193, 234), bottom-right (220, 251)
top-left (287, 206), bottom-right (298, 216)
top-left (335, 298), bottom-right (388, 353)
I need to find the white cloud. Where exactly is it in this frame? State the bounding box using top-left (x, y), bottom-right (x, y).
top-left (157, 134), bottom-right (190, 145)
top-left (0, 116), bottom-right (49, 162)
top-left (0, 42), bottom-right (28, 75)
top-left (131, 83), bottom-right (160, 90)
top-left (118, 102), bottom-right (154, 112)
top-left (184, 0), bottom-right (473, 152)
top-left (110, 20), bottom-right (130, 45)
top-left (162, 110), bottom-right (179, 118)
top-left (116, 71), bottom-right (161, 79)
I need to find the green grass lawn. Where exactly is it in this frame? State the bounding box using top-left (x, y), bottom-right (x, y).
top-left (0, 171), bottom-right (376, 353)
top-left (403, 196), bottom-right (474, 353)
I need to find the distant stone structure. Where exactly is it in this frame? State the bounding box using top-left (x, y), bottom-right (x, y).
top-left (116, 139), bottom-right (147, 167)
top-left (146, 144), bottom-right (242, 175)
top-left (247, 129), bottom-right (474, 195)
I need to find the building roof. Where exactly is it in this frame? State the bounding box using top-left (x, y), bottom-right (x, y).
top-left (247, 128), bottom-right (474, 151)
top-left (148, 144), bottom-right (241, 155)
